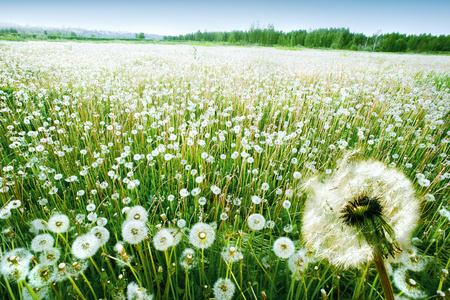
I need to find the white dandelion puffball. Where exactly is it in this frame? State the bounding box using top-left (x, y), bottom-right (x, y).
top-left (213, 277), bottom-right (236, 300)
top-left (189, 222), bottom-right (215, 249)
top-left (71, 233), bottom-right (101, 259)
top-left (273, 237), bottom-right (295, 259)
top-left (302, 157), bottom-right (420, 269)
top-left (90, 226), bottom-right (110, 247)
top-left (126, 206), bottom-right (148, 222)
top-left (153, 228), bottom-right (174, 251)
top-left (247, 213), bottom-right (266, 231)
top-left (1, 248), bottom-right (33, 283)
top-left (122, 220), bottom-right (148, 244)
top-left (47, 214), bottom-right (70, 233)
top-left (288, 249), bottom-right (310, 280)
top-left (31, 234), bottom-right (55, 252)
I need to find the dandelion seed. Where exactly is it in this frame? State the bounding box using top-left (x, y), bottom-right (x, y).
top-left (213, 277), bottom-right (235, 300)
top-left (221, 246), bottom-right (243, 264)
top-left (283, 200), bottom-right (291, 209)
top-left (0, 248), bottom-right (33, 283)
top-left (273, 237), bottom-right (295, 259)
top-left (247, 213), bottom-right (265, 231)
top-left (189, 222), bottom-right (215, 249)
top-left (179, 248), bottom-right (196, 270)
top-left (71, 233), bottom-right (100, 259)
top-left (90, 226), bottom-right (110, 246)
top-left (251, 195), bottom-right (261, 205)
top-left (22, 285), bottom-right (50, 300)
top-left (288, 249), bottom-right (310, 280)
top-left (122, 220), bottom-right (148, 244)
top-left (180, 188), bottom-right (189, 197)
top-left (126, 206), bottom-right (148, 222)
top-left (47, 214), bottom-right (70, 233)
top-left (0, 208), bottom-right (11, 219)
top-left (127, 282), bottom-right (154, 300)
top-left (293, 171), bottom-right (302, 179)
top-left (198, 197), bottom-right (207, 205)
top-left (39, 248), bottom-right (61, 266)
top-left (393, 267), bottom-right (427, 299)
top-left (153, 228), bottom-right (174, 251)
top-left (31, 234), bottom-right (54, 252)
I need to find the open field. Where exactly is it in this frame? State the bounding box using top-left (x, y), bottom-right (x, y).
top-left (1, 41), bottom-right (450, 299)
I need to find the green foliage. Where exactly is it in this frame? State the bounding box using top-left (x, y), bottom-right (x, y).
top-left (163, 25), bottom-right (450, 53)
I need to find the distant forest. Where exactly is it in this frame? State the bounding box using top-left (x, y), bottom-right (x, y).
top-left (164, 25), bottom-right (450, 53)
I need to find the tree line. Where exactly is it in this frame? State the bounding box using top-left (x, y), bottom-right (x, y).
top-left (164, 25), bottom-right (450, 53)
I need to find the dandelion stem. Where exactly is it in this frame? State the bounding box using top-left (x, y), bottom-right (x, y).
top-left (373, 251), bottom-right (394, 300)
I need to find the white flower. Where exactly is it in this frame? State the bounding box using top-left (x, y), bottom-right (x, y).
top-left (122, 220), bottom-right (148, 245)
top-left (261, 182), bottom-right (269, 191)
top-left (90, 226), bottom-right (110, 246)
top-left (127, 282), bottom-right (154, 300)
top-left (71, 233), bottom-right (100, 259)
top-left (198, 197), bottom-right (207, 205)
top-left (179, 248), bottom-right (197, 270)
top-left (1, 248), bottom-right (33, 283)
top-left (180, 188), bottom-right (189, 198)
top-left (302, 156), bottom-right (420, 269)
top-left (283, 200), bottom-right (291, 209)
top-left (31, 234), bottom-right (54, 252)
top-left (393, 267), bottom-right (427, 299)
top-left (293, 171), bottom-right (302, 179)
top-left (213, 278), bottom-right (235, 300)
top-left (126, 206), bottom-right (148, 222)
top-left (153, 229), bottom-right (174, 251)
top-left (39, 248), bottom-right (61, 266)
top-left (47, 214), bottom-right (70, 233)
top-left (273, 237), bottom-right (295, 259)
top-left (288, 249), bottom-right (310, 280)
top-left (221, 246), bottom-right (243, 264)
top-left (247, 213), bottom-right (265, 231)
top-left (189, 222), bottom-right (215, 249)
top-left (251, 195), bottom-right (261, 205)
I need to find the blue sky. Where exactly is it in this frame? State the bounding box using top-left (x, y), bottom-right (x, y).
top-left (2, 0), bottom-right (449, 36)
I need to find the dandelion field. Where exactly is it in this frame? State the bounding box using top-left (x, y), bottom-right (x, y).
top-left (1, 41), bottom-right (450, 299)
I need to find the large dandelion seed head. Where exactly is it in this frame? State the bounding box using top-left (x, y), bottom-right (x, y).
top-left (247, 213), bottom-right (266, 231)
top-left (39, 247), bottom-right (61, 266)
top-left (302, 157), bottom-right (420, 269)
top-left (28, 264), bottom-right (55, 288)
top-left (179, 248), bottom-right (197, 270)
top-left (90, 226), bottom-right (110, 247)
top-left (71, 233), bottom-right (101, 259)
top-left (31, 234), bottom-right (55, 252)
top-left (213, 277), bottom-right (236, 300)
top-left (153, 228), bottom-right (174, 251)
top-left (273, 237), bottom-right (295, 259)
top-left (122, 220), bottom-right (148, 245)
top-left (221, 245), bottom-right (244, 264)
top-left (189, 222), bottom-right (215, 249)
top-left (0, 248), bottom-right (33, 283)
top-left (47, 214), bottom-right (70, 233)
top-left (126, 206), bottom-right (148, 223)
